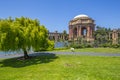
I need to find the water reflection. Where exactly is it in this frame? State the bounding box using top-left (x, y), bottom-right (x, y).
top-left (54, 41), bottom-right (69, 48)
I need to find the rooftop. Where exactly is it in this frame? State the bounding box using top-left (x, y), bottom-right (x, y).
top-left (74, 14), bottom-right (89, 19)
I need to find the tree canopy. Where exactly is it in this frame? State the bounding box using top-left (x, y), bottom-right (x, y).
top-left (0, 17), bottom-right (50, 59)
top-left (94, 26), bottom-right (111, 44)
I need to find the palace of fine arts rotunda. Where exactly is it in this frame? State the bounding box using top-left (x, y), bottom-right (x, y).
top-left (48, 14), bottom-right (119, 44)
top-left (69, 14), bottom-right (95, 42)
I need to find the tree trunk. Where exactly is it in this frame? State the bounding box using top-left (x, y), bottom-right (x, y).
top-left (24, 50), bottom-right (29, 59)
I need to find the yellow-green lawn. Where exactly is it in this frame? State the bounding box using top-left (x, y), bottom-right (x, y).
top-left (0, 54), bottom-right (120, 80)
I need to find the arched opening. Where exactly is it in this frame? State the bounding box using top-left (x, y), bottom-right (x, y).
top-left (81, 27), bottom-right (87, 37)
top-left (73, 27), bottom-right (77, 38)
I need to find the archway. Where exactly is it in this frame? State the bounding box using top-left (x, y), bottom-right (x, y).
top-left (73, 27), bottom-right (77, 38)
top-left (81, 27), bottom-right (87, 37)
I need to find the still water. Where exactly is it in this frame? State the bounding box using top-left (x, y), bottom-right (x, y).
top-left (54, 41), bottom-right (69, 48)
top-left (0, 51), bottom-right (23, 55)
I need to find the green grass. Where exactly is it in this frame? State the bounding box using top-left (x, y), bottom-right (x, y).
top-left (0, 54), bottom-right (120, 80)
top-left (53, 48), bottom-right (120, 53)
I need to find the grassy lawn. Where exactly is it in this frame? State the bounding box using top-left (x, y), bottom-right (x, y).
top-left (53, 48), bottom-right (120, 53)
top-left (0, 54), bottom-right (120, 80)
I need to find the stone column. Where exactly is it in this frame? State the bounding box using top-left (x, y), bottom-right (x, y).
top-left (90, 26), bottom-right (92, 40)
top-left (87, 26), bottom-right (90, 38)
top-left (87, 26), bottom-right (91, 41)
top-left (77, 26), bottom-right (79, 37)
top-left (112, 31), bottom-right (118, 44)
top-left (69, 25), bottom-right (73, 40)
top-left (79, 26), bottom-right (81, 37)
top-left (91, 27), bottom-right (93, 38)
top-left (69, 26), bottom-right (71, 40)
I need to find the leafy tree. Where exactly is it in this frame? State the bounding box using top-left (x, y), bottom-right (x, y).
top-left (94, 26), bottom-right (111, 46)
top-left (62, 30), bottom-right (68, 41)
top-left (0, 17), bottom-right (49, 59)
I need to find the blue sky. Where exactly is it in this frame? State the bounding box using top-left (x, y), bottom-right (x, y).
top-left (0, 0), bottom-right (120, 32)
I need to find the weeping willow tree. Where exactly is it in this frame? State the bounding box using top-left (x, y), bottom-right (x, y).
top-left (0, 17), bottom-right (49, 59)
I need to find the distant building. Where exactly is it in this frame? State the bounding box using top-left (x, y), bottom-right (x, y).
top-left (69, 14), bottom-right (95, 42)
top-left (109, 29), bottom-right (120, 44)
top-left (48, 31), bottom-right (68, 41)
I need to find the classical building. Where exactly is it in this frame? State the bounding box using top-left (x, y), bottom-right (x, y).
top-left (69, 14), bottom-right (95, 42)
top-left (109, 30), bottom-right (120, 44)
top-left (48, 31), bottom-right (68, 41)
top-left (48, 14), bottom-right (120, 45)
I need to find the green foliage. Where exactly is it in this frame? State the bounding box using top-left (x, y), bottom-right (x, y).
top-left (70, 43), bottom-right (84, 48)
top-left (35, 40), bottom-right (55, 51)
top-left (85, 44), bottom-right (93, 48)
top-left (94, 26), bottom-right (111, 45)
top-left (46, 40), bottom-right (55, 50)
top-left (93, 26), bottom-right (120, 48)
top-left (70, 41), bottom-right (93, 49)
top-left (0, 17), bottom-right (49, 52)
top-left (60, 30), bottom-right (68, 41)
top-left (100, 43), bottom-right (110, 48)
top-left (111, 44), bottom-right (120, 48)
top-left (98, 43), bottom-right (120, 48)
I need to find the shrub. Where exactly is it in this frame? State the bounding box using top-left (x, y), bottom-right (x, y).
top-left (47, 40), bottom-right (55, 50)
top-left (85, 44), bottom-right (93, 48)
top-left (70, 44), bottom-right (83, 49)
top-left (111, 44), bottom-right (120, 48)
top-left (101, 43), bottom-right (111, 48)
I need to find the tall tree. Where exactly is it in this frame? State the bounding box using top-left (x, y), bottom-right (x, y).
top-left (94, 26), bottom-right (112, 46)
top-left (62, 30), bottom-right (68, 41)
top-left (0, 17), bottom-right (48, 59)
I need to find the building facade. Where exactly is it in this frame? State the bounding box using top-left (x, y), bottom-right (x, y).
top-left (69, 14), bottom-right (95, 42)
top-left (48, 31), bottom-right (68, 41)
top-left (109, 30), bottom-right (120, 44)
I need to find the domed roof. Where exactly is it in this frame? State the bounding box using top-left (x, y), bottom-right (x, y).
top-left (74, 14), bottom-right (89, 19)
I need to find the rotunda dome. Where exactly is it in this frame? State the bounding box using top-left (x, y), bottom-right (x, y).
top-left (74, 14), bottom-right (89, 19)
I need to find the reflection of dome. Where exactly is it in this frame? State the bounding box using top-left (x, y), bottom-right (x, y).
top-left (74, 14), bottom-right (89, 19)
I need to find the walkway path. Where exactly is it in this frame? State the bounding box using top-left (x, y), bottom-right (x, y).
top-left (55, 52), bottom-right (120, 56)
top-left (33, 52), bottom-right (120, 57)
top-left (0, 52), bottom-right (120, 59)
